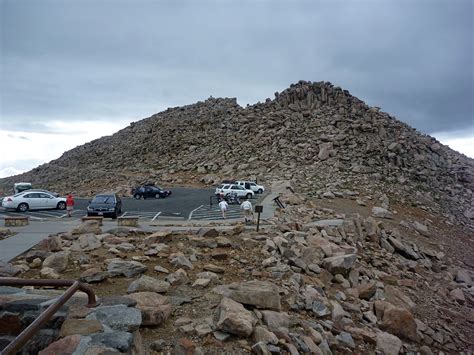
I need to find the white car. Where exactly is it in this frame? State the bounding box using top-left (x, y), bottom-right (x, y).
top-left (215, 184), bottom-right (254, 199)
top-left (235, 181), bottom-right (265, 194)
top-left (1, 191), bottom-right (67, 212)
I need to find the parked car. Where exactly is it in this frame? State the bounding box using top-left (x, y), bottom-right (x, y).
top-left (235, 181), bottom-right (265, 194)
top-left (132, 185), bottom-right (172, 199)
top-left (2, 191), bottom-right (66, 212)
top-left (87, 193), bottom-right (122, 219)
top-left (215, 184), bottom-right (254, 199)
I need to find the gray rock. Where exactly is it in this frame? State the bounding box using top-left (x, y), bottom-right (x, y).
top-left (127, 275), bottom-right (170, 293)
top-left (170, 255), bottom-right (193, 270)
top-left (80, 268), bottom-right (110, 283)
top-left (86, 305), bottom-right (142, 332)
top-left (376, 331), bottom-right (402, 355)
top-left (312, 301), bottom-right (331, 318)
top-left (372, 206), bottom-right (393, 219)
top-left (322, 254), bottom-right (357, 275)
top-left (455, 269), bottom-right (472, 285)
top-left (213, 281), bottom-right (281, 310)
top-left (154, 265), bottom-right (170, 274)
top-left (336, 331), bottom-right (355, 348)
top-left (107, 259), bottom-right (147, 277)
top-left (71, 234), bottom-right (101, 252)
top-left (261, 310), bottom-right (290, 331)
top-left (0, 261), bottom-right (21, 277)
top-left (90, 331), bottom-right (133, 352)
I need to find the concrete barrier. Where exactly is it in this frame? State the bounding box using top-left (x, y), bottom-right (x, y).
top-left (5, 216), bottom-right (29, 227)
top-left (118, 216), bottom-right (139, 227)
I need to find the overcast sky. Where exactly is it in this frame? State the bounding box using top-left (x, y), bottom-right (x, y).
top-left (1, 0), bottom-right (473, 177)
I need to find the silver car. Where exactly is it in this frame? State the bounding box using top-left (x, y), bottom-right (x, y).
top-left (1, 191), bottom-right (67, 212)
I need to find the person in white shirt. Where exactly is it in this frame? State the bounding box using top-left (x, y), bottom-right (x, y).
top-left (218, 199), bottom-right (229, 219)
top-left (240, 198), bottom-right (253, 223)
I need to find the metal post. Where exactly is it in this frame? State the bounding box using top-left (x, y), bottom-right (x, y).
top-left (254, 205), bottom-right (263, 232)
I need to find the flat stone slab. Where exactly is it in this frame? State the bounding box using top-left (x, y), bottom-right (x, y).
top-left (304, 219), bottom-right (344, 228)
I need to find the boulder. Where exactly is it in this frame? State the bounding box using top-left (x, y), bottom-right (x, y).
top-left (261, 311), bottom-right (290, 331)
top-left (38, 335), bottom-right (82, 355)
top-left (376, 302), bottom-right (418, 341)
top-left (107, 259), bottom-right (147, 277)
top-left (40, 267), bottom-right (60, 279)
top-left (71, 234), bottom-right (101, 252)
top-left (127, 275), bottom-right (170, 294)
top-left (80, 268), bottom-right (110, 283)
top-left (213, 281), bottom-right (281, 310)
top-left (372, 207), bottom-right (393, 219)
top-left (321, 254), bottom-right (357, 276)
top-left (215, 297), bottom-right (257, 337)
top-left (376, 332), bottom-right (402, 355)
top-left (126, 292), bottom-right (172, 326)
top-left (86, 305), bottom-right (142, 332)
top-left (59, 319), bottom-right (103, 337)
top-left (42, 251), bottom-right (70, 273)
top-left (71, 221), bottom-right (101, 235)
top-left (0, 261), bottom-right (21, 277)
top-left (170, 254), bottom-right (193, 270)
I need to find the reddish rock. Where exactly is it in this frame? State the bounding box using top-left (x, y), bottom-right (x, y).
top-left (59, 319), bottom-right (103, 337)
top-left (0, 312), bottom-right (22, 335)
top-left (38, 335), bottom-right (82, 355)
top-left (127, 292), bottom-right (172, 326)
top-left (380, 305), bottom-right (418, 341)
top-left (173, 338), bottom-right (196, 355)
top-left (358, 281), bottom-right (377, 300)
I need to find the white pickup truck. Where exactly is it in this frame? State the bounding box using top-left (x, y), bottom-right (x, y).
top-left (235, 181), bottom-right (265, 194)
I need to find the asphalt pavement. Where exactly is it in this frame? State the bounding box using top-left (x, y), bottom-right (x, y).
top-left (0, 187), bottom-right (266, 221)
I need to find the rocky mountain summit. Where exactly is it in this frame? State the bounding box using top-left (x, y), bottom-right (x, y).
top-left (1, 81), bottom-right (473, 229)
top-left (1, 188), bottom-right (473, 353)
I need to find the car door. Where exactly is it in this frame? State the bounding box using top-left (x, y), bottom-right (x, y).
top-left (22, 193), bottom-right (41, 209)
top-left (39, 193), bottom-right (56, 209)
top-left (144, 186), bottom-right (153, 198)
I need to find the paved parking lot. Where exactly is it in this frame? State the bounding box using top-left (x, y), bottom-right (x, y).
top-left (0, 187), bottom-right (264, 221)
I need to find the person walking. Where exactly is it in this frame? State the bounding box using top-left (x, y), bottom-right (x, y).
top-left (218, 199), bottom-right (229, 219)
top-left (66, 193), bottom-right (74, 217)
top-left (240, 198), bottom-right (253, 223)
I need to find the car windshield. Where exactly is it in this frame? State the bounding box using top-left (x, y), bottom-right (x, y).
top-left (92, 195), bottom-right (114, 204)
top-left (217, 185), bottom-right (224, 189)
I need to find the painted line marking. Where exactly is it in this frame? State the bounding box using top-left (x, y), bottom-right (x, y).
top-left (188, 205), bottom-right (204, 220)
top-left (121, 211), bottom-right (128, 217)
top-left (152, 212), bottom-right (162, 221)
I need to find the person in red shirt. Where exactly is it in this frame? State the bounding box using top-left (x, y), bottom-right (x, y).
top-left (66, 194), bottom-right (74, 217)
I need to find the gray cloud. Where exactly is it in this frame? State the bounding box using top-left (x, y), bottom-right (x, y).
top-left (1, 0), bottom-right (472, 136)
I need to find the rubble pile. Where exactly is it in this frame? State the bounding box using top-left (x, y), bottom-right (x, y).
top-left (0, 81), bottom-right (472, 230)
top-left (3, 194), bottom-right (472, 354)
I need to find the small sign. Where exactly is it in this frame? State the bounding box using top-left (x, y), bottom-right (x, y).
top-left (255, 205), bottom-right (263, 213)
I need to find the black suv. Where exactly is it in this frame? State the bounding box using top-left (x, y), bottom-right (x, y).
top-left (133, 185), bottom-right (172, 199)
top-left (87, 193), bottom-right (122, 219)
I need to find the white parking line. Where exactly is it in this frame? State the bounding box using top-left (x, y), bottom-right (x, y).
top-left (188, 205), bottom-right (204, 220)
top-left (121, 211), bottom-right (128, 217)
top-left (151, 212), bottom-right (162, 221)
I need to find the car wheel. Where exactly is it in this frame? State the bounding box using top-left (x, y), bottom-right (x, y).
top-left (111, 212), bottom-right (117, 219)
top-left (246, 193), bottom-right (252, 199)
top-left (57, 201), bottom-right (66, 210)
top-left (134, 194), bottom-right (141, 200)
top-left (18, 203), bottom-right (29, 212)
top-left (258, 189), bottom-right (263, 194)
top-left (155, 193), bottom-right (161, 199)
